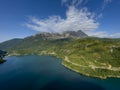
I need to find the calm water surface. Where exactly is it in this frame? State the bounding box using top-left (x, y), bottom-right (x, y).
top-left (0, 55), bottom-right (120, 90)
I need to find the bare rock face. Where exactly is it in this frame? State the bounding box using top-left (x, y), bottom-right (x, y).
top-left (63, 30), bottom-right (88, 38)
top-left (0, 30), bottom-right (88, 50)
top-left (34, 30), bottom-right (88, 40)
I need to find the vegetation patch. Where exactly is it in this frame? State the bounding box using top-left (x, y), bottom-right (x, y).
top-left (0, 36), bottom-right (120, 79)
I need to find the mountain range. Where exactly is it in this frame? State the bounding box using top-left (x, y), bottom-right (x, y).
top-left (0, 30), bottom-right (87, 50)
top-left (0, 30), bottom-right (120, 79)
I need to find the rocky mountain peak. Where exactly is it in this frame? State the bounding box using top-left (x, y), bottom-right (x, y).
top-left (33, 30), bottom-right (88, 40)
top-left (63, 30), bottom-right (88, 38)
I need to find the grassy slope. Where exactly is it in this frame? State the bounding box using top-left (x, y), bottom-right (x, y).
top-left (6, 37), bottom-right (120, 79)
top-left (0, 39), bottom-right (23, 50)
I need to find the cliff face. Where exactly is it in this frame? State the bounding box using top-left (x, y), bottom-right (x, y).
top-left (0, 30), bottom-right (88, 52)
top-left (33, 30), bottom-right (88, 40)
top-left (63, 30), bottom-right (88, 38)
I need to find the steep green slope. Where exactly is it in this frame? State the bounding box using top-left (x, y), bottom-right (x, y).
top-left (0, 34), bottom-right (120, 79)
top-left (61, 38), bottom-right (120, 79)
top-left (0, 38), bottom-right (23, 50)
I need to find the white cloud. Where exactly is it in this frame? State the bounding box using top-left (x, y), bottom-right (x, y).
top-left (109, 33), bottom-right (120, 38)
top-left (61, 0), bottom-right (68, 5)
top-left (89, 31), bottom-right (120, 38)
top-left (96, 13), bottom-right (103, 19)
top-left (87, 31), bottom-right (108, 37)
top-left (71, 0), bottom-right (83, 7)
top-left (25, 0), bottom-right (119, 38)
top-left (62, 0), bottom-right (88, 7)
top-left (26, 6), bottom-right (99, 34)
top-left (102, 0), bottom-right (112, 10)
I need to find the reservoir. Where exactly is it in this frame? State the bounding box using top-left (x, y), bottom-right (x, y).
top-left (0, 55), bottom-right (120, 90)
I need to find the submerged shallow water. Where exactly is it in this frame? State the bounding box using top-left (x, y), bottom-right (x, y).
top-left (0, 55), bottom-right (120, 90)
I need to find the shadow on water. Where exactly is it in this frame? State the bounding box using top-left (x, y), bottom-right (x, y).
top-left (40, 79), bottom-right (105, 90)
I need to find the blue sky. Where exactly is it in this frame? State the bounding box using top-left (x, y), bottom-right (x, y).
top-left (0, 0), bottom-right (120, 42)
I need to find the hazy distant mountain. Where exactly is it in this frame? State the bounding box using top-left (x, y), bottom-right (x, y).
top-left (0, 30), bottom-right (88, 51)
top-left (0, 39), bottom-right (23, 50)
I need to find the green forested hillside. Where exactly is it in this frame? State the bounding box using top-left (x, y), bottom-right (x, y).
top-left (0, 39), bottom-right (23, 50)
top-left (0, 34), bottom-right (120, 79)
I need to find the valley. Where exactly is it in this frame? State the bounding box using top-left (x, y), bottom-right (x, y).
top-left (0, 31), bottom-right (120, 79)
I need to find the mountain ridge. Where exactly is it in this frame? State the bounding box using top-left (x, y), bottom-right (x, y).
top-left (0, 30), bottom-right (87, 50)
top-left (0, 30), bottom-right (120, 79)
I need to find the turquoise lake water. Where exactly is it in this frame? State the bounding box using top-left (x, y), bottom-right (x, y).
top-left (0, 55), bottom-right (120, 90)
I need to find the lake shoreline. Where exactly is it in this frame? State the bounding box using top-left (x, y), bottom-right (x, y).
top-left (1, 55), bottom-right (115, 90)
top-left (5, 54), bottom-right (120, 79)
top-left (0, 59), bottom-right (6, 64)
